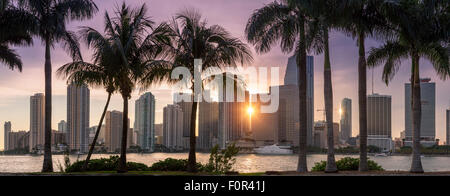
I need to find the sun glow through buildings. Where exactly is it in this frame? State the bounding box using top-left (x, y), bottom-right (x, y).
top-left (247, 107), bottom-right (254, 116)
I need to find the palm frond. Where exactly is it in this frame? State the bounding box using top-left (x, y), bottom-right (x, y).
top-left (367, 41), bottom-right (409, 84)
top-left (245, 1), bottom-right (295, 54)
top-left (54, 0), bottom-right (98, 21)
top-left (0, 44), bottom-right (22, 71)
top-left (59, 31), bottom-right (83, 61)
top-left (421, 43), bottom-right (450, 80)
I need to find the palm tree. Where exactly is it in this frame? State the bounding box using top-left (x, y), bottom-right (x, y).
top-left (142, 9), bottom-right (253, 172)
top-left (18, 0), bottom-right (98, 172)
top-left (305, 0), bottom-right (340, 173)
top-left (338, 0), bottom-right (390, 171)
top-left (245, 0), bottom-right (312, 172)
top-left (96, 3), bottom-right (171, 173)
top-left (57, 25), bottom-right (121, 170)
top-left (0, 0), bottom-right (34, 71)
top-left (367, 0), bottom-right (450, 173)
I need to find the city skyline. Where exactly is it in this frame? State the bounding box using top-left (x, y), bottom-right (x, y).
top-left (1, 0), bottom-right (450, 150)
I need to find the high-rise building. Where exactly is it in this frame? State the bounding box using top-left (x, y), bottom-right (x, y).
top-left (313, 121), bottom-right (339, 148)
top-left (4, 122), bottom-right (11, 151)
top-left (88, 126), bottom-right (98, 145)
top-left (99, 125), bottom-right (106, 144)
top-left (367, 94), bottom-right (392, 151)
top-left (105, 111), bottom-right (130, 152)
top-left (340, 98), bottom-right (352, 142)
top-left (280, 55), bottom-right (314, 146)
top-left (8, 131), bottom-right (29, 150)
top-left (134, 92), bottom-right (156, 152)
top-left (155, 124), bottom-right (163, 137)
top-left (174, 93), bottom-right (193, 148)
top-left (58, 120), bottom-right (67, 133)
top-left (251, 94), bottom-right (279, 147)
top-left (29, 93), bottom-right (45, 151)
top-left (163, 104), bottom-right (184, 150)
top-left (446, 109), bottom-right (449, 145)
top-left (51, 130), bottom-right (66, 146)
top-left (313, 121), bottom-right (326, 148)
top-left (67, 84), bottom-right (90, 153)
top-left (198, 91), bottom-right (219, 150)
top-left (277, 85), bottom-right (298, 146)
top-left (218, 84), bottom-right (250, 149)
top-left (154, 124), bottom-right (163, 145)
top-left (405, 78), bottom-right (436, 147)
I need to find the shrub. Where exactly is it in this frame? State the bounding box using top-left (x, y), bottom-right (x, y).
top-left (149, 158), bottom-right (204, 172)
top-left (65, 156), bottom-right (150, 172)
top-left (149, 158), bottom-right (187, 171)
top-left (203, 144), bottom-right (240, 174)
top-left (311, 157), bottom-right (384, 172)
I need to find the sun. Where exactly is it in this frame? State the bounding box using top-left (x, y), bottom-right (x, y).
top-left (247, 107), bottom-right (254, 116)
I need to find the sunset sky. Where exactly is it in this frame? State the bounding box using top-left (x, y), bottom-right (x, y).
top-left (1, 0), bottom-right (449, 149)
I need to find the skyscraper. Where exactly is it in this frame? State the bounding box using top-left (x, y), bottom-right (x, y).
top-left (67, 84), bottom-right (90, 153)
top-left (218, 86), bottom-right (250, 149)
top-left (58, 120), bottom-right (67, 133)
top-left (313, 121), bottom-right (339, 148)
top-left (446, 109), bottom-right (449, 145)
top-left (198, 91), bottom-right (219, 150)
top-left (251, 94), bottom-right (279, 146)
top-left (281, 55), bottom-right (314, 146)
top-left (105, 111), bottom-right (130, 152)
top-left (367, 94), bottom-right (392, 151)
top-left (163, 104), bottom-right (184, 150)
top-left (30, 93), bottom-right (45, 151)
top-left (8, 131), bottom-right (29, 150)
top-left (174, 93), bottom-right (193, 148)
top-left (340, 98), bottom-right (352, 142)
top-left (134, 92), bottom-right (156, 152)
top-left (405, 78), bottom-right (436, 147)
top-left (277, 85), bottom-right (299, 146)
top-left (4, 122), bottom-right (11, 151)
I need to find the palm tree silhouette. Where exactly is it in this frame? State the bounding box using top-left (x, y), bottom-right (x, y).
top-left (92, 2), bottom-right (171, 173)
top-left (141, 9), bottom-right (253, 172)
top-left (57, 23), bottom-right (122, 171)
top-left (18, 0), bottom-right (98, 172)
top-left (305, 0), bottom-right (340, 173)
top-left (338, 0), bottom-right (390, 171)
top-left (245, 0), bottom-right (312, 172)
top-left (367, 0), bottom-right (449, 173)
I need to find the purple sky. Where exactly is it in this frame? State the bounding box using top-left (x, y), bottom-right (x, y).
top-left (1, 0), bottom-right (449, 149)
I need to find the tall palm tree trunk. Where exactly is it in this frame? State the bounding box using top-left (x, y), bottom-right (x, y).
top-left (323, 30), bottom-right (337, 173)
top-left (297, 19), bottom-right (308, 173)
top-left (118, 95), bottom-right (129, 173)
top-left (83, 92), bottom-right (112, 171)
top-left (42, 38), bottom-right (53, 172)
top-left (358, 33), bottom-right (368, 172)
top-left (187, 100), bottom-right (198, 172)
top-left (410, 54), bottom-right (424, 173)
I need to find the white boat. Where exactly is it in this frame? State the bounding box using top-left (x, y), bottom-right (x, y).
top-left (254, 144), bottom-right (293, 155)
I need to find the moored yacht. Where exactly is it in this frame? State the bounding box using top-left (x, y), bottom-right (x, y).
top-left (254, 144), bottom-right (293, 155)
